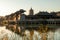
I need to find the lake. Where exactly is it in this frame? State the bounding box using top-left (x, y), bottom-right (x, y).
top-left (0, 24), bottom-right (60, 40)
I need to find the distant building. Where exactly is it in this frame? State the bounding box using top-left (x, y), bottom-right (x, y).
top-left (19, 9), bottom-right (60, 26)
top-left (29, 8), bottom-right (34, 15)
top-left (5, 8), bottom-right (60, 25)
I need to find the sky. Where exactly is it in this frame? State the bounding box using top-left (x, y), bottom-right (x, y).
top-left (0, 0), bottom-right (60, 16)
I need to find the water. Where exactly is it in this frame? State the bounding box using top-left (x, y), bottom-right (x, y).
top-left (0, 26), bottom-right (21, 40)
top-left (0, 25), bottom-right (60, 40)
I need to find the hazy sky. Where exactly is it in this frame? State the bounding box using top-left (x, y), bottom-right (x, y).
top-left (0, 0), bottom-right (60, 16)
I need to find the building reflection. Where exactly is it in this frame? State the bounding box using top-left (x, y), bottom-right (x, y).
top-left (4, 23), bottom-right (59, 40)
top-left (6, 24), bottom-right (21, 34)
top-left (5, 24), bottom-right (60, 40)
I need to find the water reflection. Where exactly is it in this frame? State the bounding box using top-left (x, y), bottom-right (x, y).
top-left (0, 26), bottom-right (21, 40)
top-left (0, 24), bottom-right (60, 40)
